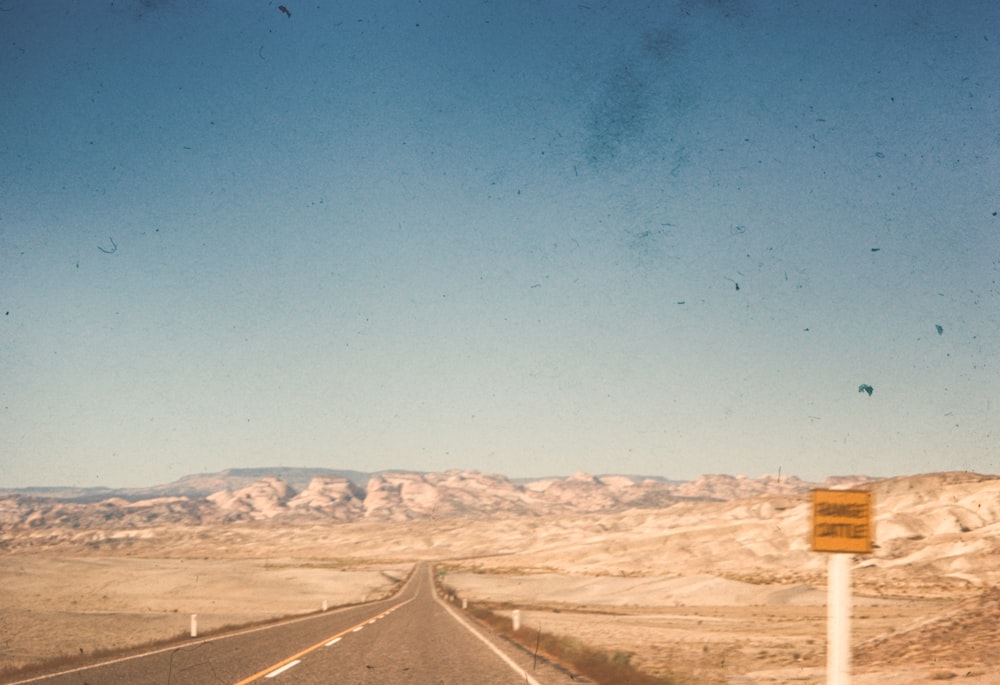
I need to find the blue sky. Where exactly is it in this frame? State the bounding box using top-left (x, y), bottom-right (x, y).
top-left (2, 1), bottom-right (997, 488)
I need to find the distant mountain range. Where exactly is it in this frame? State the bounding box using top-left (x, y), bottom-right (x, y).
top-left (1, 467), bottom-right (378, 502)
top-left (0, 468), bottom-right (875, 531)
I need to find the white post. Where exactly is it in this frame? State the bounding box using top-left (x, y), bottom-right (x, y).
top-left (462, 598), bottom-right (468, 609)
top-left (512, 609), bottom-right (521, 632)
top-left (322, 600), bottom-right (328, 612)
top-left (190, 614), bottom-right (198, 638)
top-left (827, 554), bottom-right (851, 685)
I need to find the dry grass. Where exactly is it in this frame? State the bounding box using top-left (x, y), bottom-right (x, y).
top-left (437, 575), bottom-right (684, 685)
top-left (474, 606), bottom-right (681, 685)
top-left (0, 631), bottom-right (189, 683)
top-left (0, 557), bottom-right (407, 681)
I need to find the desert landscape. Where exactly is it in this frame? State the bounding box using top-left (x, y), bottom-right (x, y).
top-left (1, 468), bottom-right (998, 684)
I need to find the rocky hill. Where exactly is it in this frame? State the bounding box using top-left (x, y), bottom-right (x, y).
top-left (0, 468), bottom-right (874, 532)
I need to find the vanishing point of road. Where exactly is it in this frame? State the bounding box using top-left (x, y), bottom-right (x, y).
top-left (12, 562), bottom-right (580, 685)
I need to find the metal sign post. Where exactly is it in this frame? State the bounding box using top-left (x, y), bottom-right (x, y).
top-left (812, 489), bottom-right (873, 685)
top-left (827, 553), bottom-right (851, 685)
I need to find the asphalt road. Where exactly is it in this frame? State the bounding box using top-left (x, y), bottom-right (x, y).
top-left (13, 563), bottom-right (580, 685)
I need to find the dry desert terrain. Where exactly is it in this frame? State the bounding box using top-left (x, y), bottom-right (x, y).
top-left (1, 470), bottom-right (998, 684)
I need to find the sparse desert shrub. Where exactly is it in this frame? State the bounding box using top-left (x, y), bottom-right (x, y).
top-left (462, 598), bottom-right (679, 685)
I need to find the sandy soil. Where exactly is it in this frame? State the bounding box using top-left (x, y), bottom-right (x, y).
top-left (0, 555), bottom-right (407, 676)
top-left (441, 571), bottom-right (992, 684)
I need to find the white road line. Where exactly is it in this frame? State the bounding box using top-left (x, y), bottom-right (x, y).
top-left (325, 637), bottom-right (342, 646)
top-left (233, 596), bottom-right (417, 685)
top-left (9, 598), bottom-right (398, 685)
top-left (432, 569), bottom-right (543, 685)
top-left (265, 659), bottom-right (301, 678)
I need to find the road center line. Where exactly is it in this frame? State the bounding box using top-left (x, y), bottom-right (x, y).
top-left (264, 660), bottom-right (300, 678)
top-left (13, 596), bottom-right (409, 685)
top-left (232, 597), bottom-right (414, 685)
top-left (325, 637), bottom-right (342, 646)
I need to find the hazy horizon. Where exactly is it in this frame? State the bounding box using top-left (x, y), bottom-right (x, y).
top-left (2, 462), bottom-right (981, 492)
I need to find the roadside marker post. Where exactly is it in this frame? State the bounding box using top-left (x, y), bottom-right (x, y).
top-left (811, 489), bottom-right (873, 685)
top-left (190, 614), bottom-right (197, 638)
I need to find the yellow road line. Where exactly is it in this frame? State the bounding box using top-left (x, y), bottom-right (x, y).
top-left (232, 598), bottom-right (414, 685)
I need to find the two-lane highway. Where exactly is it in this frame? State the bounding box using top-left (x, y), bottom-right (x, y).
top-left (13, 563), bottom-right (578, 684)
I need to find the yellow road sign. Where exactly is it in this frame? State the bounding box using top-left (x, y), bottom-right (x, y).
top-left (812, 489), bottom-right (873, 553)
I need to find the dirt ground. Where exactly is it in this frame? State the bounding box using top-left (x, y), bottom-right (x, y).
top-left (482, 603), bottom-right (994, 685)
top-left (438, 566), bottom-right (999, 683)
top-left (0, 555), bottom-right (407, 678)
top-left (2, 514), bottom-right (998, 684)
top-left (442, 567), bottom-right (1000, 684)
